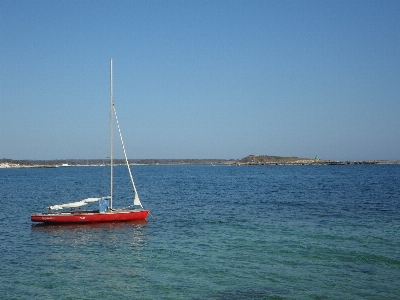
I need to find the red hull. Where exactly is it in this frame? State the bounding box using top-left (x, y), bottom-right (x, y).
top-left (31, 210), bottom-right (149, 224)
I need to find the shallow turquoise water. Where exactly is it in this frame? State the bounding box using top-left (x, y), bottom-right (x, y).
top-left (1, 165), bottom-right (399, 299)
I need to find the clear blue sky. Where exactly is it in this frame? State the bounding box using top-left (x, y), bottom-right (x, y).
top-left (1, 0), bottom-right (399, 161)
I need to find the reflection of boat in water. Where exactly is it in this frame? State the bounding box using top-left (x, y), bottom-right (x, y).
top-left (31, 220), bottom-right (148, 231)
top-left (31, 59), bottom-right (150, 224)
top-left (31, 220), bottom-right (149, 248)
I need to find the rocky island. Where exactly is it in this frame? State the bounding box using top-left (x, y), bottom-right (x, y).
top-left (234, 155), bottom-right (399, 165)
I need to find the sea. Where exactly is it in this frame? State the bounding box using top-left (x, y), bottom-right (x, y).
top-left (0, 164), bottom-right (399, 299)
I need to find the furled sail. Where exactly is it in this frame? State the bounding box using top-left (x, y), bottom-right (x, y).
top-left (48, 197), bottom-right (111, 210)
top-left (134, 193), bottom-right (142, 207)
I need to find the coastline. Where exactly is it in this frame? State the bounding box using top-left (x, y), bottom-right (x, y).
top-left (1, 155), bottom-right (399, 168)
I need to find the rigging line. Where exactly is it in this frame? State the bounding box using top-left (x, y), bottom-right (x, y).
top-left (112, 104), bottom-right (144, 209)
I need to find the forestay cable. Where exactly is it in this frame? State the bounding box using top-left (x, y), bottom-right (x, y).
top-left (113, 104), bottom-right (143, 209)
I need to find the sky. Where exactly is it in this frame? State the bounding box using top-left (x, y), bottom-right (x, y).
top-left (1, 0), bottom-right (399, 161)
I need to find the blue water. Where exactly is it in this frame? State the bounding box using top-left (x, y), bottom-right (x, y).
top-left (1, 165), bottom-right (399, 299)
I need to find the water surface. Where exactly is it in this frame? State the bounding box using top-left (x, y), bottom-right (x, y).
top-left (1, 165), bottom-right (399, 299)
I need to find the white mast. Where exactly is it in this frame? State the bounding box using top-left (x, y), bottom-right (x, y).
top-left (110, 59), bottom-right (114, 209)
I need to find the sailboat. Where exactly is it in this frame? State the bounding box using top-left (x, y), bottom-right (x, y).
top-left (31, 59), bottom-right (150, 224)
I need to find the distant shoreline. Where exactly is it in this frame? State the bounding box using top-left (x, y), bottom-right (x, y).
top-left (1, 155), bottom-right (399, 168)
top-left (0, 158), bottom-right (236, 168)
